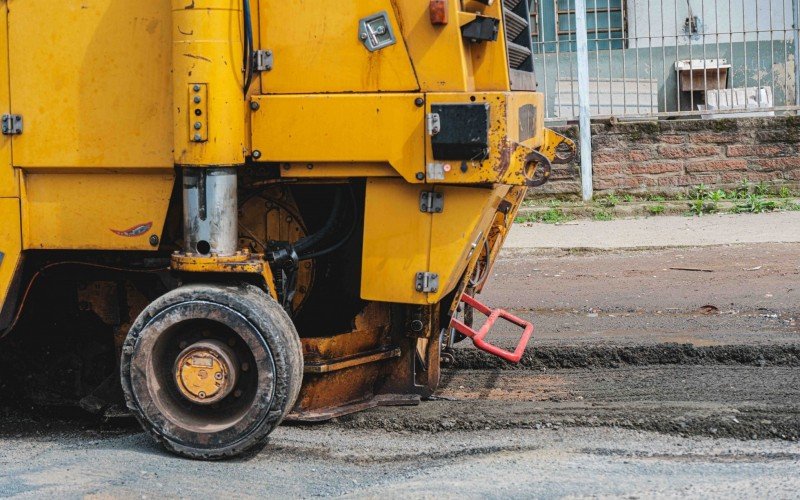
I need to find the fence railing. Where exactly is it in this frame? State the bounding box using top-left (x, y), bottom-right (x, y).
top-left (531, 0), bottom-right (800, 122)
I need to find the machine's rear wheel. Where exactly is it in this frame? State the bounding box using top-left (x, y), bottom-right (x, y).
top-left (120, 283), bottom-right (303, 459)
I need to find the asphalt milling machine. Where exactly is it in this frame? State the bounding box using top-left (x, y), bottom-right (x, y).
top-left (0, 0), bottom-right (574, 459)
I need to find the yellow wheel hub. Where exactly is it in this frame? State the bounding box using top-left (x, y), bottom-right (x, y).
top-left (174, 340), bottom-right (238, 405)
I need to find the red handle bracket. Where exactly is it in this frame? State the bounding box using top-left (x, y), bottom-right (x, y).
top-left (449, 293), bottom-right (534, 363)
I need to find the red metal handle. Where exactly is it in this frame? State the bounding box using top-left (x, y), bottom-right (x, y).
top-left (449, 293), bottom-right (534, 363)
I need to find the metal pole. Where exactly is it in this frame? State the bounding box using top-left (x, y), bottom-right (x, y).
top-left (794, 0), bottom-right (800, 107)
top-left (575, 0), bottom-right (593, 201)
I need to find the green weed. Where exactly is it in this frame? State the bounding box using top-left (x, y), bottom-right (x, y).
top-left (784, 200), bottom-right (800, 211)
top-left (646, 204), bottom-right (666, 215)
top-left (599, 194), bottom-right (620, 208)
top-left (754, 181), bottom-right (770, 196)
top-left (734, 194), bottom-right (777, 214)
top-left (688, 198), bottom-right (718, 216)
top-left (593, 210), bottom-right (613, 221)
top-left (538, 208), bottom-right (572, 224)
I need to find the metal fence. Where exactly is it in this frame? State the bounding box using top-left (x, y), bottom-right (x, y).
top-left (532, 0), bottom-right (800, 122)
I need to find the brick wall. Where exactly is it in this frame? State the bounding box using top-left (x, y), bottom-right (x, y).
top-left (537, 116), bottom-right (800, 198)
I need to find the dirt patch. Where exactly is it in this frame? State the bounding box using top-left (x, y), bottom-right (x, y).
top-left (335, 364), bottom-right (800, 442)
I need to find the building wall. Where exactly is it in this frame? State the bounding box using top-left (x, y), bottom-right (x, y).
top-left (627, 0), bottom-right (795, 48)
top-left (537, 116), bottom-right (800, 197)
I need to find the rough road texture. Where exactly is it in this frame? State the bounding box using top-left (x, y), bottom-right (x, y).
top-left (0, 242), bottom-right (798, 497)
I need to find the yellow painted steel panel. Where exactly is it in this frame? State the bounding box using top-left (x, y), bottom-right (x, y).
top-left (0, 2), bottom-right (15, 197)
top-left (361, 179), bottom-right (431, 304)
top-left (258, 1), bottom-right (418, 93)
top-left (7, 0), bottom-right (172, 168)
top-left (172, 1), bottom-right (247, 166)
top-left (427, 185), bottom-right (509, 303)
top-left (0, 199), bottom-right (21, 311)
top-left (282, 163), bottom-right (397, 179)
top-left (21, 173), bottom-right (174, 250)
top-left (394, 1), bottom-right (510, 92)
top-left (251, 94), bottom-right (426, 184)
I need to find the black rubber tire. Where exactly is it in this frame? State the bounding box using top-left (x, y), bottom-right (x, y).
top-left (120, 283), bottom-right (303, 460)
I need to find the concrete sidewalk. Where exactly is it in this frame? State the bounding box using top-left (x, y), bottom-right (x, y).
top-left (505, 211), bottom-right (800, 250)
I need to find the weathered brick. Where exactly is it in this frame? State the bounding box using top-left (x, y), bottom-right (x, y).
top-left (629, 149), bottom-right (656, 162)
top-left (592, 151), bottom-right (628, 164)
top-left (750, 157), bottom-right (800, 171)
top-left (660, 135), bottom-right (686, 144)
top-left (689, 132), bottom-right (742, 144)
top-left (727, 144), bottom-right (793, 157)
top-left (717, 172), bottom-right (745, 184)
top-left (719, 172), bottom-right (783, 184)
top-left (685, 159), bottom-right (748, 173)
top-left (537, 117), bottom-right (800, 199)
top-left (658, 145), bottom-right (720, 159)
top-left (756, 129), bottom-right (800, 143)
top-left (626, 161), bottom-right (684, 175)
top-left (591, 134), bottom-right (621, 149)
top-left (593, 148), bottom-right (655, 164)
top-left (594, 164), bottom-right (625, 176)
top-left (656, 175), bottom-right (695, 187)
top-left (594, 178), bottom-right (642, 190)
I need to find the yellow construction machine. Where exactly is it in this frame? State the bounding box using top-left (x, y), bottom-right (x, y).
top-left (0, 0), bottom-right (573, 458)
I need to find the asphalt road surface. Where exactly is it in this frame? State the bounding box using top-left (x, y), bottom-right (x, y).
top-left (0, 242), bottom-right (798, 498)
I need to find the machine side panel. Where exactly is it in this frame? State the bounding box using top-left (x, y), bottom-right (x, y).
top-left (20, 173), bottom-right (174, 250)
top-left (0, 198), bottom-right (21, 315)
top-left (361, 178), bottom-right (431, 305)
top-left (258, 0), bottom-right (418, 94)
top-left (250, 94), bottom-right (425, 184)
top-left (7, 0), bottom-right (172, 168)
top-left (0, 2), bottom-right (15, 197)
top-left (427, 184), bottom-right (509, 303)
top-left (393, 0), bottom-right (510, 92)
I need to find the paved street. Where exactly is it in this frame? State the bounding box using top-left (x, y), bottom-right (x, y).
top-left (0, 214), bottom-right (798, 498)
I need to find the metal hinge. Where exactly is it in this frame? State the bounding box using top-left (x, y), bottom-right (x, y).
top-left (1, 114), bottom-right (22, 135)
top-left (415, 272), bottom-right (439, 293)
top-left (253, 49), bottom-right (273, 72)
top-left (426, 113), bottom-right (441, 136)
top-left (419, 191), bottom-right (444, 213)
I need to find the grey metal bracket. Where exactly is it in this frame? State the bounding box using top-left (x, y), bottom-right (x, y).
top-left (358, 11), bottom-right (397, 52)
top-left (426, 113), bottom-right (441, 136)
top-left (419, 191), bottom-right (444, 213)
top-left (2, 114), bottom-right (22, 135)
top-left (415, 272), bottom-right (440, 293)
top-left (254, 49), bottom-right (273, 72)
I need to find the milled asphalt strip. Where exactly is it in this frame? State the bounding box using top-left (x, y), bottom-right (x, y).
top-left (448, 344), bottom-right (800, 370)
top-left (504, 212), bottom-right (800, 251)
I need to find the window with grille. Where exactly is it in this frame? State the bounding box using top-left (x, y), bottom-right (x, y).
top-left (532, 0), bottom-right (627, 54)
